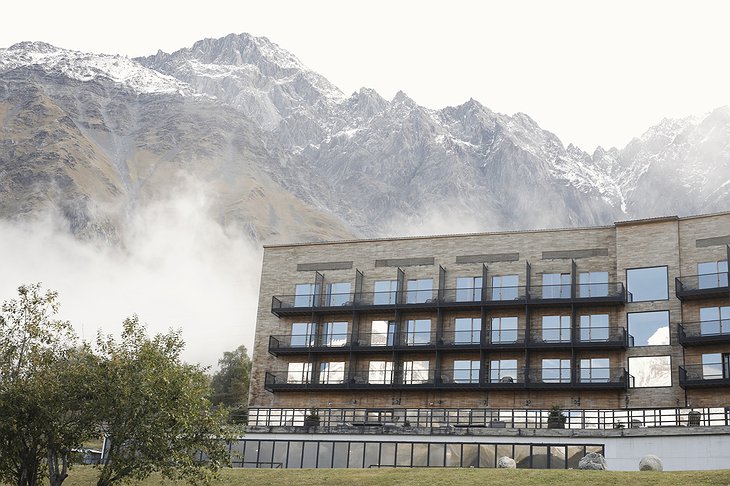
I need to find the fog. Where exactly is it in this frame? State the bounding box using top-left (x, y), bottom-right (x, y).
top-left (0, 188), bottom-right (262, 370)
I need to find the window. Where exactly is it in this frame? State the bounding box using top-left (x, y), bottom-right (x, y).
top-left (456, 276), bottom-right (482, 302)
top-left (319, 362), bottom-right (345, 384)
top-left (406, 278), bottom-right (433, 303)
top-left (326, 282), bottom-right (351, 306)
top-left (403, 360), bottom-right (430, 384)
top-left (405, 319), bottom-right (431, 345)
top-left (373, 280), bottom-right (397, 305)
top-left (542, 316), bottom-right (571, 342)
top-left (626, 266), bottom-right (668, 302)
top-left (491, 275), bottom-right (519, 300)
top-left (699, 306), bottom-right (730, 335)
top-left (701, 353), bottom-right (727, 380)
top-left (542, 358), bottom-right (571, 383)
top-left (579, 314), bottom-right (609, 342)
top-left (490, 359), bottom-right (517, 383)
top-left (453, 360), bottom-right (480, 383)
top-left (698, 260), bottom-right (728, 289)
top-left (579, 271), bottom-right (608, 297)
top-left (454, 317), bottom-right (481, 344)
top-left (580, 358), bottom-right (610, 383)
top-left (542, 273), bottom-right (570, 299)
top-left (294, 283), bottom-right (319, 307)
top-left (290, 322), bottom-right (315, 347)
top-left (287, 362), bottom-right (312, 384)
top-left (323, 321), bottom-right (348, 347)
top-left (628, 356), bottom-right (671, 387)
top-left (368, 361), bottom-right (394, 384)
top-left (491, 317), bottom-right (518, 343)
top-left (627, 311), bottom-right (669, 346)
top-left (370, 320), bottom-right (396, 346)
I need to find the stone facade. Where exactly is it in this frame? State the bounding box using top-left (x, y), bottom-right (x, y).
top-left (249, 212), bottom-right (730, 411)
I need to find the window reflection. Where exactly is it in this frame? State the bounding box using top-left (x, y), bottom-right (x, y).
top-left (627, 266), bottom-right (668, 302)
top-left (628, 311), bottom-right (670, 346)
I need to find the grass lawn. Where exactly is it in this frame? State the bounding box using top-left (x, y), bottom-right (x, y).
top-left (56, 466), bottom-right (730, 486)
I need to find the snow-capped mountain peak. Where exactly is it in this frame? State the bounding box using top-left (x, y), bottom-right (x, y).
top-left (0, 41), bottom-right (194, 95)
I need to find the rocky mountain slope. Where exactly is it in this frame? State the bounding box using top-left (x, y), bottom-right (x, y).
top-left (2, 35), bottom-right (730, 246)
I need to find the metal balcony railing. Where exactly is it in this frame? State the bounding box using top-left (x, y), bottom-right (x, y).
top-left (675, 273), bottom-right (729, 300)
top-left (526, 367), bottom-right (629, 389)
top-left (527, 326), bottom-right (627, 348)
top-left (678, 320), bottom-right (730, 346)
top-left (679, 364), bottom-right (730, 389)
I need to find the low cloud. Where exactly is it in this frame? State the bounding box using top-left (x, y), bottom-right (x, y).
top-left (0, 184), bottom-right (262, 370)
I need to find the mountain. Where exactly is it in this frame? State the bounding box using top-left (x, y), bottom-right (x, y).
top-left (2, 34), bottom-right (730, 246)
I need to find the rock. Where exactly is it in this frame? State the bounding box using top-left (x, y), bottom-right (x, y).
top-left (578, 452), bottom-right (607, 470)
top-left (639, 454), bottom-right (663, 471)
top-left (497, 456), bottom-right (516, 468)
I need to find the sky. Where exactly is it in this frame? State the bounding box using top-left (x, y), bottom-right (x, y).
top-left (2, 0), bottom-right (730, 150)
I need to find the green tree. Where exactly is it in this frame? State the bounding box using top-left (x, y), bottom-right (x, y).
top-left (210, 345), bottom-right (251, 423)
top-left (0, 283), bottom-right (95, 486)
top-left (92, 316), bottom-right (233, 486)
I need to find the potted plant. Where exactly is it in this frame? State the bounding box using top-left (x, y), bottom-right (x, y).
top-left (303, 408), bottom-right (321, 427)
top-left (547, 405), bottom-right (567, 429)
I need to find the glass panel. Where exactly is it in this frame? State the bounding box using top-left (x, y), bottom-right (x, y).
top-left (456, 276), bottom-right (483, 302)
top-left (287, 362), bottom-right (312, 384)
top-left (702, 353), bottom-right (723, 379)
top-left (550, 446), bottom-right (566, 469)
top-left (532, 445), bottom-right (548, 469)
top-left (243, 440), bottom-right (259, 467)
top-left (446, 444), bottom-right (461, 467)
top-left (319, 362), bottom-right (345, 384)
top-left (290, 322), bottom-right (314, 347)
top-left (364, 443), bottom-right (380, 468)
top-left (490, 359), bottom-right (517, 383)
top-left (479, 444), bottom-right (496, 468)
top-left (543, 273), bottom-right (570, 298)
top-left (453, 360), bottom-right (480, 383)
top-left (333, 442), bottom-right (348, 468)
top-left (294, 283), bottom-right (317, 307)
top-left (406, 319), bottom-right (431, 345)
top-left (567, 446), bottom-right (584, 469)
top-left (303, 442), bottom-right (318, 467)
top-left (542, 358), bottom-right (570, 383)
top-left (273, 442), bottom-right (288, 469)
top-left (627, 266), bottom-right (668, 302)
top-left (629, 356), bottom-right (672, 387)
top-left (628, 311), bottom-right (669, 346)
top-left (373, 280), bottom-right (397, 305)
top-left (412, 443), bottom-right (428, 467)
top-left (258, 441), bottom-right (274, 466)
top-left (579, 271), bottom-right (609, 297)
top-left (491, 316), bottom-right (518, 343)
top-left (542, 315), bottom-right (571, 342)
top-left (492, 275), bottom-right (519, 300)
top-left (580, 358), bottom-right (610, 383)
top-left (348, 443), bottom-right (364, 468)
top-left (317, 442), bottom-right (333, 468)
top-left (287, 442), bottom-right (303, 468)
top-left (579, 314), bottom-right (609, 342)
top-left (403, 360), bottom-right (430, 384)
top-left (698, 261), bottom-right (728, 289)
top-left (406, 279), bottom-right (433, 303)
top-left (323, 321), bottom-right (348, 347)
top-left (454, 317), bottom-right (480, 344)
top-left (514, 445), bottom-right (530, 468)
top-left (370, 320), bottom-right (395, 346)
top-left (327, 282), bottom-right (351, 306)
top-left (396, 443), bottom-right (412, 466)
top-left (368, 361), bottom-right (393, 384)
top-left (380, 443), bottom-right (396, 467)
top-left (429, 443), bottom-right (445, 466)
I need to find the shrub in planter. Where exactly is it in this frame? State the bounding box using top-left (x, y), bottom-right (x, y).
top-left (303, 408), bottom-right (321, 427)
top-left (547, 405), bottom-right (567, 429)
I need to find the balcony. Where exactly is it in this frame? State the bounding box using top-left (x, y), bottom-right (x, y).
top-left (529, 282), bottom-right (628, 306)
top-left (268, 334), bottom-right (352, 356)
top-left (271, 292), bottom-right (356, 317)
top-left (264, 367), bottom-right (630, 392)
top-left (526, 327), bottom-right (627, 350)
top-left (679, 364), bottom-right (730, 389)
top-left (678, 320), bottom-right (730, 347)
top-left (675, 273), bottom-right (729, 301)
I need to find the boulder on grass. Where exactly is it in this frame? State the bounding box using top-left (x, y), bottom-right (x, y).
top-left (497, 456), bottom-right (516, 468)
top-left (639, 454), bottom-right (663, 471)
top-left (578, 452), bottom-right (607, 470)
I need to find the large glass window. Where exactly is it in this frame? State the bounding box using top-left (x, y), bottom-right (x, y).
top-left (370, 320), bottom-right (396, 346)
top-left (629, 356), bottom-right (671, 387)
top-left (698, 260), bottom-right (728, 289)
top-left (579, 271), bottom-right (608, 297)
top-left (490, 359), bottom-right (518, 383)
top-left (699, 306), bottom-right (730, 336)
top-left (491, 317), bottom-right (518, 343)
top-left (542, 273), bottom-right (570, 299)
top-left (542, 316), bottom-right (570, 342)
top-left (323, 321), bottom-right (348, 347)
top-left (368, 361), bottom-right (393, 384)
top-left (403, 360), bottom-right (430, 384)
top-left (373, 280), bottom-right (397, 305)
top-left (319, 362), bottom-right (345, 384)
top-left (294, 283), bottom-right (319, 307)
top-left (627, 266), bottom-right (668, 302)
top-left (628, 311), bottom-right (669, 346)
top-left (453, 360), bottom-right (480, 383)
top-left (405, 319), bottom-right (431, 345)
top-left (579, 314), bottom-right (609, 342)
top-left (542, 358), bottom-right (571, 383)
top-left (406, 278), bottom-right (433, 303)
top-left (701, 353), bottom-right (727, 380)
top-left (580, 358), bottom-right (610, 383)
top-left (456, 276), bottom-right (483, 302)
top-left (454, 317), bottom-right (481, 344)
top-left (286, 362), bottom-right (312, 384)
top-left (491, 275), bottom-right (519, 300)
top-left (326, 282), bottom-right (351, 306)
top-left (290, 322), bottom-right (315, 347)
